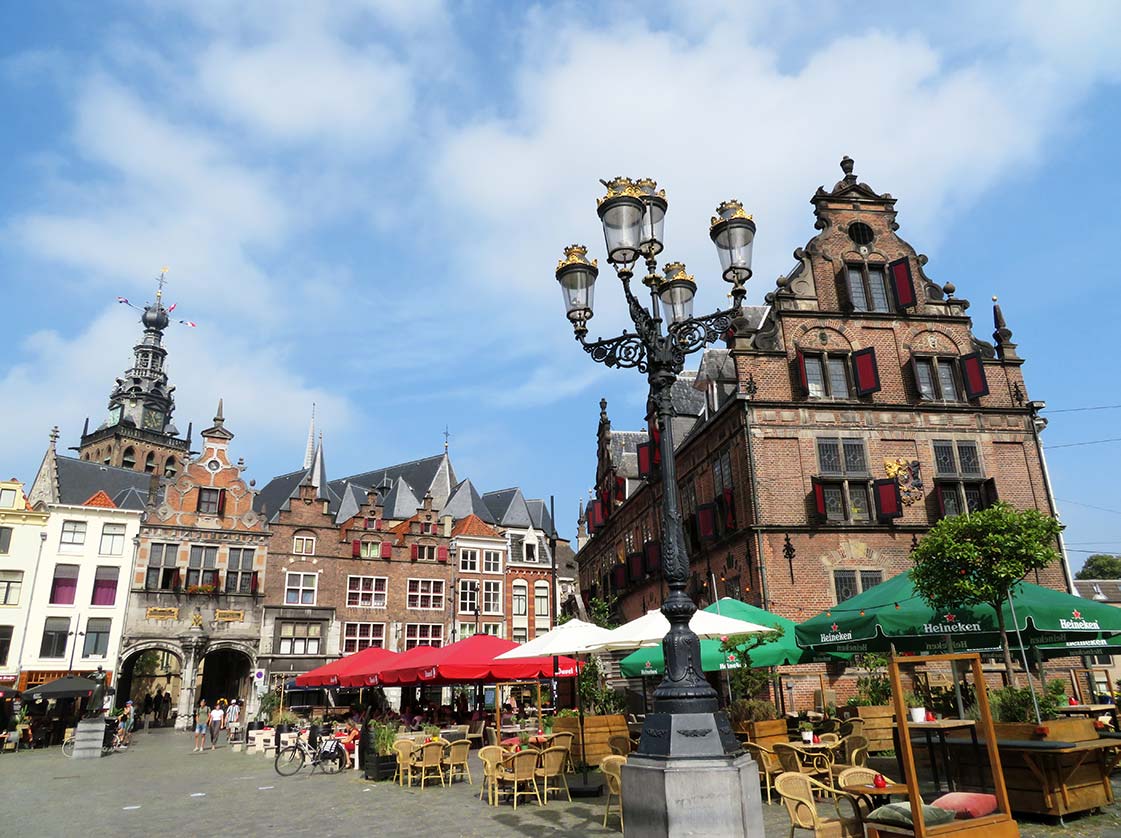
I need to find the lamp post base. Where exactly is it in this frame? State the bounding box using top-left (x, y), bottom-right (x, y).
top-left (621, 751), bottom-right (765, 837)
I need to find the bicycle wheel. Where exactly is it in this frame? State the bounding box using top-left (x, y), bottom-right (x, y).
top-left (275, 745), bottom-right (306, 776)
top-left (320, 749), bottom-right (344, 774)
top-left (62, 738), bottom-right (75, 758)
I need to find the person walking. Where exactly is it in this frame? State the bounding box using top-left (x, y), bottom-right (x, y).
top-left (161, 690), bottom-right (172, 725)
top-left (143, 692), bottom-right (154, 733)
top-left (208, 701), bottom-right (224, 750)
top-left (193, 699), bottom-right (209, 753)
top-left (118, 701), bottom-right (135, 748)
top-left (153, 687), bottom-right (164, 728)
top-left (225, 699), bottom-right (241, 744)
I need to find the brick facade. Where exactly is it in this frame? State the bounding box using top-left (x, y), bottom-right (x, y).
top-left (576, 158), bottom-right (1071, 710)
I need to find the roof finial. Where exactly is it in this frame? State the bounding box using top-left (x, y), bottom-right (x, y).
top-left (992, 295), bottom-right (1019, 360)
top-left (303, 403), bottom-right (316, 469)
top-left (213, 398), bottom-right (225, 426)
top-left (155, 266), bottom-right (169, 303)
top-left (49, 426), bottom-right (60, 449)
top-left (81, 417), bottom-right (89, 437)
top-left (840, 155), bottom-right (854, 177)
top-left (599, 398), bottom-right (608, 421)
top-left (443, 425), bottom-right (450, 454)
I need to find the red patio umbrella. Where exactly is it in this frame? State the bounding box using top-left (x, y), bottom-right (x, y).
top-left (338, 644), bottom-right (434, 689)
top-left (375, 634), bottom-right (580, 686)
top-left (296, 646), bottom-right (398, 688)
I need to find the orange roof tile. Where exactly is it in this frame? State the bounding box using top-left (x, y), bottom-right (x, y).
top-left (451, 514), bottom-right (501, 539)
top-left (82, 490), bottom-right (117, 508)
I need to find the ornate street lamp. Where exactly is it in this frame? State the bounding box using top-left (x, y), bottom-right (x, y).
top-left (555, 180), bottom-right (763, 833)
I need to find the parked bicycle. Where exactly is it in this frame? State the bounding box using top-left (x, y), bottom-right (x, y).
top-left (274, 729), bottom-right (346, 777)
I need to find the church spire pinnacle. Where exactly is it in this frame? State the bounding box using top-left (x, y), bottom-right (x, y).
top-left (304, 404), bottom-right (316, 469)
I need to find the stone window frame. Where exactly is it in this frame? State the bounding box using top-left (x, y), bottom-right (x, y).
top-left (458, 579), bottom-right (478, 614)
top-left (0, 569), bottom-right (22, 605)
top-left (912, 355), bottom-right (964, 403)
top-left (277, 620), bottom-right (322, 655)
top-left (404, 623), bottom-right (442, 649)
top-left (482, 549), bottom-right (502, 573)
top-left (82, 617), bottom-right (112, 658)
top-left (844, 262), bottom-right (892, 313)
top-left (292, 532), bottom-right (317, 555)
top-left (511, 579), bottom-right (528, 616)
top-left (815, 437), bottom-right (873, 524)
top-left (98, 523), bottom-right (126, 556)
top-left (833, 568), bottom-right (884, 604)
top-left (459, 547), bottom-right (478, 573)
top-left (285, 571), bottom-right (318, 606)
top-left (59, 520), bottom-right (87, 550)
top-left (481, 579), bottom-right (503, 615)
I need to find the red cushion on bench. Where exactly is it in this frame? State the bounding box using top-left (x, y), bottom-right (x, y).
top-left (930, 792), bottom-right (998, 819)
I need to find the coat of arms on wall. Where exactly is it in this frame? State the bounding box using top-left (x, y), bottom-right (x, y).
top-left (884, 458), bottom-right (924, 505)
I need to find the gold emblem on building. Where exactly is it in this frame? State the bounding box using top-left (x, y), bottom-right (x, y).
top-left (884, 458), bottom-right (924, 505)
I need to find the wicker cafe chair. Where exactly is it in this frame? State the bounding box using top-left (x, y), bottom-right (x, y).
top-left (484, 726), bottom-right (499, 748)
top-left (478, 745), bottom-right (504, 805)
top-left (392, 739), bottom-right (416, 786)
top-left (835, 766), bottom-right (899, 823)
top-left (547, 730), bottom-right (576, 771)
top-left (608, 734), bottom-right (632, 757)
top-left (496, 749), bottom-right (542, 809)
top-left (774, 772), bottom-right (863, 838)
top-left (601, 754), bottom-right (626, 831)
top-left (442, 739), bottom-right (472, 785)
top-left (773, 743), bottom-right (835, 794)
top-left (819, 733), bottom-right (841, 746)
top-left (830, 735), bottom-right (869, 778)
top-left (838, 718), bottom-right (864, 739)
top-left (744, 742), bottom-right (783, 804)
top-left (535, 746), bottom-right (572, 803)
top-left (409, 741), bottom-right (446, 789)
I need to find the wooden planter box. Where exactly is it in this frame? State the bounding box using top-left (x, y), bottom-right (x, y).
top-left (989, 718), bottom-right (1097, 743)
top-left (839, 705), bottom-right (895, 752)
top-left (363, 753), bottom-right (396, 781)
top-left (734, 719), bottom-right (787, 749)
top-left (553, 714), bottom-right (628, 768)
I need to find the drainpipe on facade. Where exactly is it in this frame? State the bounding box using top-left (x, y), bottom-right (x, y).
top-left (16, 530), bottom-right (48, 676)
top-left (1028, 401), bottom-right (1076, 594)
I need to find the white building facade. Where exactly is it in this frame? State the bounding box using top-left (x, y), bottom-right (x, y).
top-left (0, 479), bottom-right (49, 688)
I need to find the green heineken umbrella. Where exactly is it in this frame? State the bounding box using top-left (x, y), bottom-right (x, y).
top-left (619, 598), bottom-right (843, 678)
top-left (795, 572), bottom-right (1121, 655)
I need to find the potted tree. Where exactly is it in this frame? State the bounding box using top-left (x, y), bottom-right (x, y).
top-left (798, 721), bottom-right (814, 744)
top-left (904, 692), bottom-right (927, 723)
top-left (729, 699), bottom-right (785, 745)
top-left (363, 721), bottom-right (399, 781)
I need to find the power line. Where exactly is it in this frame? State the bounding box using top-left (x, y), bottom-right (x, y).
top-left (1043, 437), bottom-right (1121, 450)
top-left (1067, 548), bottom-right (1121, 554)
top-left (1066, 540), bottom-right (1121, 545)
top-left (1047, 404), bottom-right (1121, 414)
top-left (1057, 498), bottom-right (1121, 516)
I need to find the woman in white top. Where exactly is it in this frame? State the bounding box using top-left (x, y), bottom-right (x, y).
top-left (207, 704), bottom-right (224, 750)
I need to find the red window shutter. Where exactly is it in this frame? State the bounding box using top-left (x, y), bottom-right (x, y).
top-left (697, 504), bottom-right (717, 540)
top-left (888, 258), bottom-right (916, 309)
top-left (627, 552), bottom-right (644, 582)
top-left (410, 544), bottom-right (418, 561)
top-left (643, 540), bottom-right (661, 574)
top-left (437, 546), bottom-right (448, 563)
top-left (217, 489), bottom-right (227, 516)
top-left (649, 426), bottom-right (662, 466)
top-left (958, 353), bottom-right (989, 399)
top-left (850, 347), bottom-right (881, 396)
top-left (722, 488), bottom-right (736, 530)
top-left (250, 571), bottom-right (258, 594)
top-left (363, 517), bottom-right (369, 530)
top-left (637, 442), bottom-right (652, 479)
top-left (796, 350), bottom-right (809, 394)
top-left (611, 564), bottom-right (627, 591)
top-left (983, 478), bottom-right (999, 508)
top-left (351, 539), bottom-right (361, 557)
top-left (873, 478), bottom-right (903, 523)
top-left (935, 484), bottom-right (949, 519)
top-left (380, 542), bottom-right (392, 559)
top-left (810, 477), bottom-right (826, 518)
top-left (616, 476), bottom-right (626, 503)
top-left (375, 517), bottom-right (383, 531)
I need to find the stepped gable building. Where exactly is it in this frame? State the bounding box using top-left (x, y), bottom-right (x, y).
top-left (576, 158), bottom-right (1069, 707)
top-left (75, 289), bottom-right (190, 478)
top-left (117, 400), bottom-right (270, 726)
top-left (255, 442), bottom-right (573, 688)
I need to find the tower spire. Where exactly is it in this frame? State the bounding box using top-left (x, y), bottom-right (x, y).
top-left (303, 403), bottom-right (316, 469)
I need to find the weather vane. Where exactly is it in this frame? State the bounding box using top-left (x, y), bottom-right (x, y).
top-left (116, 267), bottom-right (198, 328)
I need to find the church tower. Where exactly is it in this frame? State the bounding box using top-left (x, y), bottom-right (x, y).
top-left (77, 278), bottom-right (190, 477)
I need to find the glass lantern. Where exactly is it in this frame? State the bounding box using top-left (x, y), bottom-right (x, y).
top-left (709, 199), bottom-right (756, 284)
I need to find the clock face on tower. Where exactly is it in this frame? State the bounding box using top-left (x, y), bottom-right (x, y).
top-left (108, 405), bottom-right (122, 426)
top-left (142, 408), bottom-right (165, 431)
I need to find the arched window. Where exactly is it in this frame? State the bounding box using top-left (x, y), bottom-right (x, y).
top-left (144, 452), bottom-right (156, 473)
top-left (121, 447), bottom-right (136, 469)
top-left (512, 581), bottom-right (528, 616)
top-left (534, 581), bottom-right (550, 618)
top-left (292, 530), bottom-right (316, 555)
top-left (102, 449), bottom-right (111, 465)
top-left (164, 457), bottom-right (177, 478)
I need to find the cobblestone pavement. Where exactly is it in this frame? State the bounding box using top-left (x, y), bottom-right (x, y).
top-left (1, 730), bottom-right (1119, 837)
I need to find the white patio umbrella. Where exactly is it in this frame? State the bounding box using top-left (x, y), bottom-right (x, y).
top-left (583, 608), bottom-right (771, 653)
top-left (495, 619), bottom-right (614, 659)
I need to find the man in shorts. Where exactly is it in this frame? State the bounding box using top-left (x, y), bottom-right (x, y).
top-left (193, 699), bottom-right (209, 752)
top-left (225, 699), bottom-right (241, 744)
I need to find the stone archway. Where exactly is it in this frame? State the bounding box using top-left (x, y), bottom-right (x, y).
top-left (116, 646), bottom-right (183, 725)
top-left (197, 646), bottom-right (253, 709)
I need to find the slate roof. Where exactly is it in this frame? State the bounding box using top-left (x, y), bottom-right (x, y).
top-left (483, 488), bottom-right (534, 529)
top-left (334, 482), bottom-right (368, 525)
top-left (442, 479), bottom-right (497, 524)
top-left (381, 477), bottom-right (420, 520)
top-left (54, 456), bottom-right (155, 511)
top-left (526, 499), bottom-right (554, 535)
top-left (331, 454), bottom-right (455, 510)
top-left (1073, 580), bottom-right (1121, 603)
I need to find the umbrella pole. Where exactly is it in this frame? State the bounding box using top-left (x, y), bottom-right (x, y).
top-left (1006, 591), bottom-right (1043, 725)
top-left (945, 636), bottom-right (965, 719)
top-left (578, 655), bottom-right (590, 786)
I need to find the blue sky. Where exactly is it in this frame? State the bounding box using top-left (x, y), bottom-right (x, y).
top-left (1, 2), bottom-right (1118, 565)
